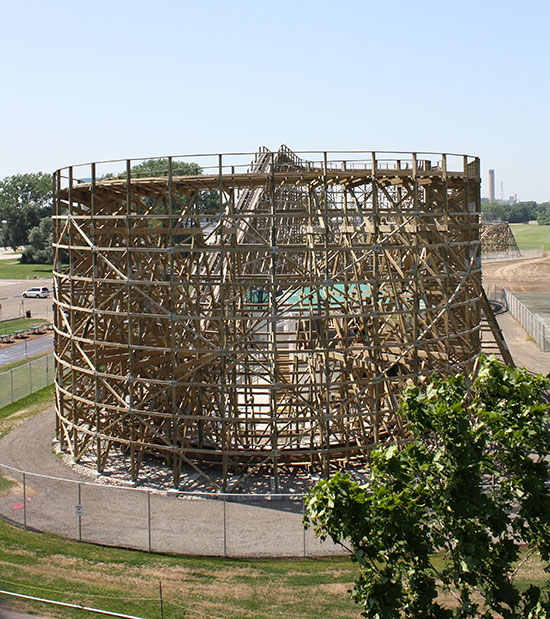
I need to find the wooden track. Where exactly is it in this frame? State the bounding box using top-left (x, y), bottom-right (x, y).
top-left (481, 222), bottom-right (521, 258)
top-left (52, 147), bottom-right (485, 491)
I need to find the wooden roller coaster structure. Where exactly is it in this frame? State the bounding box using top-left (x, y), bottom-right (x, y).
top-left (481, 221), bottom-right (521, 258)
top-left (52, 147), bottom-right (509, 492)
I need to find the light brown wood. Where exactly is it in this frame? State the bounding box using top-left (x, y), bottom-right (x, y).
top-left (53, 146), bottom-right (489, 492)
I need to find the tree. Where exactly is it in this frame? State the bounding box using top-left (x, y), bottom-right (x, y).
top-left (104, 158), bottom-right (219, 213)
top-left (537, 203), bottom-right (550, 226)
top-left (481, 201), bottom-right (510, 222)
top-left (125, 158), bottom-right (202, 178)
top-left (304, 357), bottom-right (550, 618)
top-left (508, 202), bottom-right (538, 223)
top-left (20, 217), bottom-right (53, 264)
top-left (0, 172), bottom-right (52, 250)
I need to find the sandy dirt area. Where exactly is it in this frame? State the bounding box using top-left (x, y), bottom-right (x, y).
top-left (482, 255), bottom-right (550, 293)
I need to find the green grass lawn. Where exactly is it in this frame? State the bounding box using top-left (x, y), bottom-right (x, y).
top-left (0, 520), bottom-right (358, 618)
top-left (510, 224), bottom-right (550, 251)
top-left (0, 383), bottom-right (54, 425)
top-left (0, 317), bottom-right (49, 336)
top-left (0, 259), bottom-right (52, 279)
top-left (0, 518), bottom-right (547, 619)
top-left (0, 357), bottom-right (54, 411)
top-left (0, 388), bottom-right (549, 616)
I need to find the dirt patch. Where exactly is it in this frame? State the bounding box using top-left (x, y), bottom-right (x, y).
top-left (483, 255), bottom-right (550, 292)
top-left (0, 404), bottom-right (51, 438)
top-left (319, 582), bottom-right (351, 595)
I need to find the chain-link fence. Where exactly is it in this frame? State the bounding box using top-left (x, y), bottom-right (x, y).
top-left (484, 285), bottom-right (550, 352)
top-left (0, 462), bottom-right (341, 558)
top-left (504, 291), bottom-right (550, 352)
top-left (482, 246), bottom-right (544, 263)
top-left (0, 354), bottom-right (54, 408)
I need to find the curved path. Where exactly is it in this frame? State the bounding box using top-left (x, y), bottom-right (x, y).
top-left (483, 255), bottom-right (550, 293)
top-left (0, 307), bottom-right (548, 561)
top-left (0, 408), bottom-right (339, 559)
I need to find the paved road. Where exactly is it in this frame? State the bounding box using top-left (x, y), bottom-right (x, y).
top-left (496, 312), bottom-right (550, 375)
top-left (0, 334), bottom-right (53, 367)
top-left (0, 279), bottom-right (53, 322)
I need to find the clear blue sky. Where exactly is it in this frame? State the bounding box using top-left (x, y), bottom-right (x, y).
top-left (1, 0), bottom-right (549, 201)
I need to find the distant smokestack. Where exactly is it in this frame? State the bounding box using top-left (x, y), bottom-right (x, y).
top-left (488, 169), bottom-right (495, 201)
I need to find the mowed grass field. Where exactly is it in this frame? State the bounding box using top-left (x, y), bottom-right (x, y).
top-left (0, 520), bottom-right (547, 619)
top-left (510, 224), bottom-right (550, 251)
top-left (0, 258), bottom-right (53, 279)
top-left (0, 521), bottom-right (359, 618)
top-left (0, 316), bottom-right (49, 336)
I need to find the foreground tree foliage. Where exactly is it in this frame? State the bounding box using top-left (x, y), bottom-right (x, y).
top-left (305, 357), bottom-right (550, 618)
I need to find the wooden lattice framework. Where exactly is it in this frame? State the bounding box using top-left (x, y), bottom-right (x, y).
top-left (481, 222), bottom-right (521, 257)
top-left (53, 147), bottom-right (484, 491)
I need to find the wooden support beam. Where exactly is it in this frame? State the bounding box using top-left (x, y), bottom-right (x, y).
top-left (53, 146), bottom-right (487, 492)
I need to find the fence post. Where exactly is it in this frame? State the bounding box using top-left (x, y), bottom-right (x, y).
top-left (302, 497), bottom-right (307, 558)
top-left (10, 369), bottom-right (13, 404)
top-left (147, 491), bottom-right (152, 552)
top-left (29, 362), bottom-right (32, 395)
top-left (223, 496), bottom-right (227, 558)
top-left (78, 483), bottom-right (82, 542)
top-left (23, 472), bottom-right (27, 530)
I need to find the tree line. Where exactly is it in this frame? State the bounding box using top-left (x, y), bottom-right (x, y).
top-left (0, 159), bottom-right (217, 264)
top-left (0, 172), bottom-right (53, 262)
top-left (2, 167), bottom-right (547, 264)
top-left (482, 200), bottom-right (550, 225)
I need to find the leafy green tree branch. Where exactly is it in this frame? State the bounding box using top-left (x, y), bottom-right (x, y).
top-left (304, 357), bottom-right (550, 618)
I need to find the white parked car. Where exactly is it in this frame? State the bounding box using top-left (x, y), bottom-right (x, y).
top-left (22, 286), bottom-right (49, 298)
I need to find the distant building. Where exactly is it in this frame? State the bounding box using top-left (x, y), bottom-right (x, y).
top-left (489, 169), bottom-right (495, 201)
top-left (485, 172), bottom-right (516, 204)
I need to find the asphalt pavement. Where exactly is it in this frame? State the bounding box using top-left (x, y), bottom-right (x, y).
top-left (0, 334), bottom-right (53, 367)
top-left (0, 279), bottom-right (53, 322)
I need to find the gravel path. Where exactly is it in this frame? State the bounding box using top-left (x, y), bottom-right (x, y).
top-left (0, 409), bottom-right (340, 558)
top-left (0, 307), bottom-right (547, 560)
